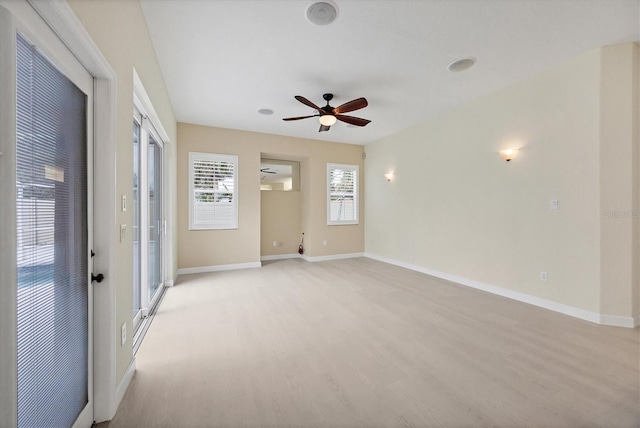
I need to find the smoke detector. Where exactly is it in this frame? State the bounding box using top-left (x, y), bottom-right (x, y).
top-left (306, 1), bottom-right (339, 26)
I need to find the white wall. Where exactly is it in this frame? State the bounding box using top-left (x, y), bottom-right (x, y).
top-left (365, 43), bottom-right (639, 323)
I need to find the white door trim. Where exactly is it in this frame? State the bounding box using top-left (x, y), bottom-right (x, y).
top-left (0, 7), bottom-right (19, 427)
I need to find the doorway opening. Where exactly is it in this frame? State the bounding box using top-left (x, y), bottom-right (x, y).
top-left (260, 156), bottom-right (304, 259)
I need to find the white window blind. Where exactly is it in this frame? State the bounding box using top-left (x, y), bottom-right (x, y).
top-left (189, 152), bottom-right (238, 230)
top-left (16, 33), bottom-right (88, 428)
top-left (327, 163), bottom-right (359, 225)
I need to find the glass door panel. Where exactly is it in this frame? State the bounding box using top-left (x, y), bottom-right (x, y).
top-left (148, 135), bottom-right (163, 301)
top-left (133, 120), bottom-right (142, 321)
top-left (15, 33), bottom-right (89, 428)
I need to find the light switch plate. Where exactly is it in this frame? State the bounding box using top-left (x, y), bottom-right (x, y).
top-left (121, 195), bottom-right (127, 212)
top-left (120, 224), bottom-right (127, 242)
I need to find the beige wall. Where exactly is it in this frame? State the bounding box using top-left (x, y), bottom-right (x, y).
top-left (365, 43), bottom-right (640, 320)
top-left (261, 191), bottom-right (302, 256)
top-left (599, 43), bottom-right (640, 318)
top-left (177, 123), bottom-right (364, 269)
top-left (67, 0), bottom-right (177, 382)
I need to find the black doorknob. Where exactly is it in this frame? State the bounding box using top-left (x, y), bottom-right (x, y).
top-left (92, 273), bottom-right (105, 283)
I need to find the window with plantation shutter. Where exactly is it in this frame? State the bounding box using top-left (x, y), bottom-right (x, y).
top-left (189, 152), bottom-right (238, 230)
top-left (327, 163), bottom-right (359, 225)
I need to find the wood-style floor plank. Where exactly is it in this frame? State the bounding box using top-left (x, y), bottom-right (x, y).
top-left (104, 258), bottom-right (639, 428)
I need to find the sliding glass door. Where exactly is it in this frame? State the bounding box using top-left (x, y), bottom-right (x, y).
top-left (133, 107), bottom-right (165, 333)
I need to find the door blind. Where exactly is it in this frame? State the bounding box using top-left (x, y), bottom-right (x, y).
top-left (16, 33), bottom-right (89, 428)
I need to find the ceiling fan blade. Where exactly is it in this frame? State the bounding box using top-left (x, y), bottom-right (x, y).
top-left (262, 170), bottom-right (276, 174)
top-left (334, 97), bottom-right (368, 114)
top-left (295, 95), bottom-right (323, 112)
top-left (335, 115), bottom-right (371, 127)
top-left (282, 114), bottom-right (318, 121)
top-left (319, 124), bottom-right (330, 132)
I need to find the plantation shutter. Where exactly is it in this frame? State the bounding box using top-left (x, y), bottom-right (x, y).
top-left (189, 152), bottom-right (238, 230)
top-left (327, 163), bottom-right (359, 225)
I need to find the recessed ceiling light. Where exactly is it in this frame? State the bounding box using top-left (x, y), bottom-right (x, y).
top-left (307, 1), bottom-right (338, 26)
top-left (448, 58), bottom-right (476, 72)
top-left (257, 108), bottom-right (274, 115)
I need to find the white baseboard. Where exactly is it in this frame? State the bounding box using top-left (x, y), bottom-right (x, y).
top-left (261, 253), bottom-right (365, 262)
top-left (600, 313), bottom-right (640, 328)
top-left (302, 252), bottom-right (364, 262)
top-left (165, 279), bottom-right (175, 287)
top-left (364, 253), bottom-right (637, 328)
top-left (176, 262), bottom-right (262, 276)
top-left (115, 358), bottom-right (135, 410)
top-left (260, 254), bottom-right (301, 261)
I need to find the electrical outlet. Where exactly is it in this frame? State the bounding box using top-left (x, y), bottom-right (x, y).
top-left (121, 323), bottom-right (126, 346)
top-left (323, 240), bottom-right (327, 246)
top-left (540, 271), bottom-right (548, 282)
top-left (550, 199), bottom-right (558, 210)
top-left (122, 195), bottom-right (127, 212)
top-left (272, 241), bottom-right (277, 247)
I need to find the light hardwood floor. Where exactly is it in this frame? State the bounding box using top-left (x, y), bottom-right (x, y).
top-left (105, 257), bottom-right (639, 427)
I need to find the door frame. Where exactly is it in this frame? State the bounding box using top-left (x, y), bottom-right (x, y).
top-left (133, 78), bottom-right (169, 334)
top-left (0, 0), bottom-right (120, 425)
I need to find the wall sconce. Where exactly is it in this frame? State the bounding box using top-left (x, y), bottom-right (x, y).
top-left (384, 173), bottom-right (394, 181)
top-left (499, 149), bottom-right (518, 162)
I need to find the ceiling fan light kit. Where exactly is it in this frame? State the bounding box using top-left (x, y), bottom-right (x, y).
top-left (319, 114), bottom-right (337, 126)
top-left (283, 92), bottom-right (371, 133)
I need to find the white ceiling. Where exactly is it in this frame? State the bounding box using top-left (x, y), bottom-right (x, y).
top-left (140, 0), bottom-right (639, 145)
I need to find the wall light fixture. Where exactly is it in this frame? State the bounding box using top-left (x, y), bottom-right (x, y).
top-left (499, 148), bottom-right (518, 162)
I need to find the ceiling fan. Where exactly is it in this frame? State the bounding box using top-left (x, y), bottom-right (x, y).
top-left (283, 93), bottom-right (371, 132)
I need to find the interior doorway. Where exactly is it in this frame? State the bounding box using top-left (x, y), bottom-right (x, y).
top-left (260, 157), bottom-right (303, 259)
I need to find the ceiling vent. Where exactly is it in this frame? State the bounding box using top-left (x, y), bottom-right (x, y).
top-left (306, 1), bottom-right (338, 26)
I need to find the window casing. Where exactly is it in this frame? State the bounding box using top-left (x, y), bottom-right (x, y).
top-left (189, 152), bottom-right (239, 230)
top-left (327, 163), bottom-right (359, 225)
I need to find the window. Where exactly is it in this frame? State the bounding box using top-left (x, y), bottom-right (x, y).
top-left (327, 163), bottom-right (359, 225)
top-left (189, 152), bottom-right (238, 230)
